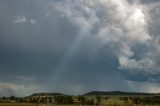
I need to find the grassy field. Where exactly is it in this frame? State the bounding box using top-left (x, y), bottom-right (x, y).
top-left (0, 103), bottom-right (160, 106)
top-left (0, 103), bottom-right (80, 106)
top-left (0, 103), bottom-right (37, 106)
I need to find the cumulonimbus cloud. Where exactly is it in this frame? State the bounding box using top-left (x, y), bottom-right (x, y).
top-left (1, 0), bottom-right (160, 96)
top-left (53, 0), bottom-right (160, 75)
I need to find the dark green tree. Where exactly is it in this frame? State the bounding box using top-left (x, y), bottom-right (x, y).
top-left (96, 96), bottom-right (101, 106)
top-left (78, 96), bottom-right (86, 105)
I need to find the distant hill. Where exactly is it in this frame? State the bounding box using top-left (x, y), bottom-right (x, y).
top-left (84, 91), bottom-right (158, 96)
top-left (27, 91), bottom-right (159, 97)
top-left (29, 93), bottom-right (64, 97)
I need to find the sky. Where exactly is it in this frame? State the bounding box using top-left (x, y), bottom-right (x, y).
top-left (0, 0), bottom-right (160, 97)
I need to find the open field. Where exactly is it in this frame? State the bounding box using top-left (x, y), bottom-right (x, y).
top-left (0, 103), bottom-right (79, 106)
top-left (1, 91), bottom-right (160, 106)
top-left (0, 103), bottom-right (160, 106)
top-left (0, 103), bottom-right (78, 106)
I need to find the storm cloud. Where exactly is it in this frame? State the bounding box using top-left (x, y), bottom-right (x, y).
top-left (0, 0), bottom-right (160, 96)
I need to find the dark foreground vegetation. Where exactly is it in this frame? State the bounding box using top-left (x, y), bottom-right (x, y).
top-left (1, 91), bottom-right (160, 106)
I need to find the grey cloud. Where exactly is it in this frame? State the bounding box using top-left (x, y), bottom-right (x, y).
top-left (15, 75), bottom-right (33, 81)
top-left (55, 0), bottom-right (152, 72)
top-left (127, 80), bottom-right (160, 93)
top-left (140, 0), bottom-right (160, 4)
top-left (1, 0), bottom-right (160, 96)
top-left (0, 82), bottom-right (42, 97)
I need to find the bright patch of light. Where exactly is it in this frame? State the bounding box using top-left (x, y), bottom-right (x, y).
top-left (132, 8), bottom-right (145, 23)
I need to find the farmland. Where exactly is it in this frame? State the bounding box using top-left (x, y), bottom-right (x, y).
top-left (0, 102), bottom-right (160, 106)
top-left (1, 91), bottom-right (160, 106)
top-left (0, 103), bottom-right (77, 106)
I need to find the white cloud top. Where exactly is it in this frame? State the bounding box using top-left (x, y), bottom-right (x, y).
top-left (13, 16), bottom-right (27, 23)
top-left (54, 0), bottom-right (158, 74)
top-left (14, 16), bottom-right (36, 24)
top-left (0, 0), bottom-right (160, 96)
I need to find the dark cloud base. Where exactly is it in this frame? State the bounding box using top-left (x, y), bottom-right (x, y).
top-left (0, 0), bottom-right (160, 96)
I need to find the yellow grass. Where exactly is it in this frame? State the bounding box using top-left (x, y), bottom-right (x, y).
top-left (0, 103), bottom-right (80, 106)
top-left (0, 103), bottom-right (37, 106)
top-left (101, 97), bottom-right (131, 106)
top-left (0, 102), bottom-right (160, 106)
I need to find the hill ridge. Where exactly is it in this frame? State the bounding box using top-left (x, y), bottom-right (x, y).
top-left (27, 91), bottom-right (159, 97)
top-left (29, 92), bottom-right (64, 97)
top-left (84, 91), bottom-right (158, 96)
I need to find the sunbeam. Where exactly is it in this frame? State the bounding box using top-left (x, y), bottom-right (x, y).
top-left (48, 25), bottom-right (88, 84)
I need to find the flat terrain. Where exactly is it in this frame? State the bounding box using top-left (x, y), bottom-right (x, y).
top-left (0, 103), bottom-right (160, 106)
top-left (0, 103), bottom-right (79, 106)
